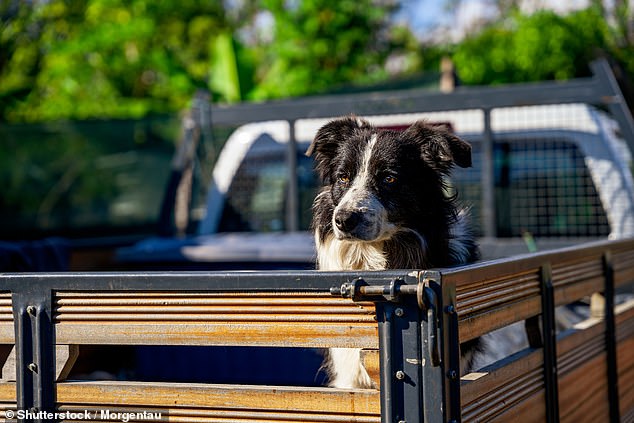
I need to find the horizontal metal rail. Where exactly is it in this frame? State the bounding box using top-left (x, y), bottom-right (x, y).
top-left (208, 59), bottom-right (634, 155)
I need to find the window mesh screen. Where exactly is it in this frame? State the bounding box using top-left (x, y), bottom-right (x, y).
top-left (452, 137), bottom-right (610, 238)
top-left (495, 138), bottom-right (609, 237)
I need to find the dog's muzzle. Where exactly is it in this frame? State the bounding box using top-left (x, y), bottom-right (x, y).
top-left (334, 209), bottom-right (363, 234)
top-left (333, 207), bottom-right (382, 241)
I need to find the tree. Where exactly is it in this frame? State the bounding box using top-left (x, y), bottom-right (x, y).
top-left (249, 0), bottom-right (402, 99)
top-left (451, 6), bottom-right (609, 85)
top-left (0, 0), bottom-right (251, 122)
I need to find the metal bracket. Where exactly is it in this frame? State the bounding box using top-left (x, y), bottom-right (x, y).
top-left (331, 277), bottom-right (417, 303)
top-left (12, 289), bottom-right (55, 421)
top-left (332, 272), bottom-right (447, 423)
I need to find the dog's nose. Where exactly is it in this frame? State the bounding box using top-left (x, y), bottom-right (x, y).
top-left (335, 210), bottom-right (362, 233)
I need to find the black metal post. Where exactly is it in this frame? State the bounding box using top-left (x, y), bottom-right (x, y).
top-left (440, 273), bottom-right (461, 423)
top-left (603, 251), bottom-right (621, 423)
top-left (420, 273), bottom-right (446, 423)
top-left (540, 264), bottom-right (559, 423)
top-left (376, 296), bottom-right (425, 423)
top-left (12, 288), bottom-right (55, 422)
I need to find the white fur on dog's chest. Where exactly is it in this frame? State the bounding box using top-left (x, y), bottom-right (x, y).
top-left (316, 233), bottom-right (387, 271)
top-left (316, 232), bottom-right (381, 389)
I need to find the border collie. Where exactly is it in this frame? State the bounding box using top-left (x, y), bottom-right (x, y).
top-left (307, 116), bottom-right (480, 389)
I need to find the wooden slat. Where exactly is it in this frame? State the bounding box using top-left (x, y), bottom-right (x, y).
top-left (487, 391), bottom-right (546, 423)
top-left (56, 381), bottom-right (381, 422)
top-left (0, 293), bottom-right (13, 344)
top-left (613, 247), bottom-right (634, 288)
top-left (617, 299), bottom-right (634, 419)
top-left (54, 292), bottom-right (378, 348)
top-left (556, 317), bottom-right (605, 374)
top-left (559, 353), bottom-right (609, 423)
top-left (56, 322), bottom-right (377, 348)
top-left (461, 348), bottom-right (544, 422)
top-left (556, 313), bottom-right (610, 422)
top-left (552, 256), bottom-right (604, 306)
top-left (618, 336), bottom-right (634, 420)
top-left (616, 298), bottom-right (634, 343)
top-left (456, 270), bottom-right (541, 342)
top-left (360, 349), bottom-right (380, 389)
top-left (0, 382), bottom-right (16, 404)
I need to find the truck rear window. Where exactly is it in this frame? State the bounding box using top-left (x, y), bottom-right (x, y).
top-left (453, 138), bottom-right (610, 237)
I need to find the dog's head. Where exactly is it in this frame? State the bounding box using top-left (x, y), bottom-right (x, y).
top-left (307, 116), bottom-right (472, 242)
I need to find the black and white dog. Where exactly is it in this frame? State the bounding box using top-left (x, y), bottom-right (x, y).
top-left (307, 116), bottom-right (480, 388)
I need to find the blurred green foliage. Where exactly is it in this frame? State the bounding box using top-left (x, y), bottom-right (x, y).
top-left (0, 118), bottom-right (178, 238)
top-left (0, 0), bottom-right (233, 121)
top-left (1, 1), bottom-right (633, 123)
top-left (251, 0), bottom-right (398, 98)
top-left (453, 7), bottom-right (611, 84)
top-left (0, 0), bottom-right (411, 122)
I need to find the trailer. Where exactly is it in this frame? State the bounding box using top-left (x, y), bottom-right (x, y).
top-left (0, 238), bottom-right (633, 422)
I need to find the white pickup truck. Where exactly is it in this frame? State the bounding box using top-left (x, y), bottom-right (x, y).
top-left (116, 102), bottom-right (634, 269)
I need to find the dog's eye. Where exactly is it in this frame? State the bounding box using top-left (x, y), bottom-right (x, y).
top-left (337, 176), bottom-right (350, 185)
top-left (383, 175), bottom-right (397, 185)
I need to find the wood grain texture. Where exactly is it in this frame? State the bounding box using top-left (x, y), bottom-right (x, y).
top-left (54, 292), bottom-right (378, 348)
top-left (461, 348), bottom-right (544, 422)
top-left (0, 293), bottom-right (13, 344)
top-left (56, 381), bottom-right (380, 422)
top-left (617, 300), bottom-right (634, 420)
top-left (552, 256), bottom-right (604, 306)
top-left (613, 247), bottom-right (634, 288)
top-left (456, 270), bottom-right (541, 342)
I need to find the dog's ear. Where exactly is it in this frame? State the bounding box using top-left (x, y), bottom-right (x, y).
top-left (306, 116), bottom-right (370, 182)
top-left (403, 121), bottom-right (472, 171)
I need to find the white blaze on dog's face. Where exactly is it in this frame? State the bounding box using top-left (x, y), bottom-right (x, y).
top-left (332, 134), bottom-right (396, 241)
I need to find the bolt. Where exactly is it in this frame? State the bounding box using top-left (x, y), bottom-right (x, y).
top-left (394, 307), bottom-right (404, 317)
top-left (445, 305), bottom-right (456, 314)
top-left (26, 306), bottom-right (36, 317)
top-left (27, 363), bottom-right (38, 373)
top-left (447, 369), bottom-right (458, 380)
top-left (395, 370), bottom-right (406, 380)
top-left (340, 283), bottom-right (351, 296)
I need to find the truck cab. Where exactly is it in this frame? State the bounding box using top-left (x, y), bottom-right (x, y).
top-left (117, 103), bottom-right (634, 268)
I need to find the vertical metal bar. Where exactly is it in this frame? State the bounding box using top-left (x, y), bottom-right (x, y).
top-left (590, 59), bottom-right (634, 155)
top-left (14, 304), bottom-right (33, 412)
top-left (481, 108), bottom-right (496, 239)
top-left (421, 273), bottom-right (446, 423)
top-left (440, 273), bottom-right (461, 422)
top-left (603, 251), bottom-right (621, 423)
top-left (13, 290), bottom-right (55, 421)
top-left (377, 298), bottom-right (425, 423)
top-left (286, 120), bottom-right (299, 232)
top-left (377, 303), bottom-right (396, 423)
top-left (540, 264), bottom-right (559, 423)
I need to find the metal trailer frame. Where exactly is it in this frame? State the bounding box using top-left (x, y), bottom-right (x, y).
top-left (3, 237), bottom-right (632, 422)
